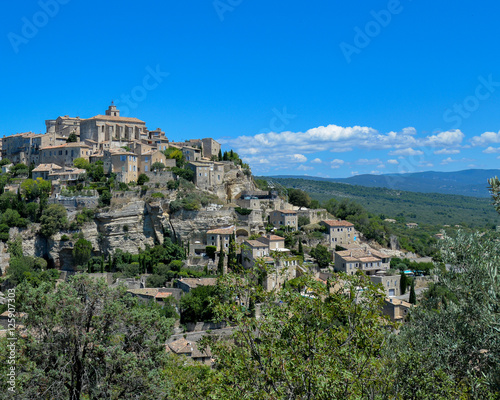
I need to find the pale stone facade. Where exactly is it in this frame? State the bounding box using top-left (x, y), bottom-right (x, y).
top-left (80, 104), bottom-right (146, 144)
top-left (206, 226), bottom-right (235, 250)
top-left (270, 210), bottom-right (298, 231)
top-left (187, 161), bottom-right (224, 190)
top-left (320, 220), bottom-right (358, 247)
top-left (40, 143), bottom-right (91, 168)
top-left (103, 150), bottom-right (139, 184)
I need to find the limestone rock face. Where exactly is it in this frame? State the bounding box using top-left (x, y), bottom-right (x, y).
top-left (94, 200), bottom-right (157, 255)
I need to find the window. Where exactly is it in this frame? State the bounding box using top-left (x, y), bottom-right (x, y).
top-left (59, 151), bottom-right (62, 155)
top-left (145, 165), bottom-right (148, 172)
top-left (120, 155), bottom-right (126, 162)
top-left (133, 166), bottom-right (136, 172)
top-left (129, 165), bottom-right (132, 172)
top-left (145, 157), bottom-right (149, 163)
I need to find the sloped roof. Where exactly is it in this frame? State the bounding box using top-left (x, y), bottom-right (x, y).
top-left (84, 115), bottom-right (145, 124)
top-left (207, 226), bottom-right (234, 235)
top-left (322, 220), bottom-right (354, 227)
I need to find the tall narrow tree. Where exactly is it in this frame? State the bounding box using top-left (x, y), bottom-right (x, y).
top-left (409, 280), bottom-right (416, 304)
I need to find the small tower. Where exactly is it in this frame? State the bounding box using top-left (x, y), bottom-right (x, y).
top-left (105, 101), bottom-right (120, 117)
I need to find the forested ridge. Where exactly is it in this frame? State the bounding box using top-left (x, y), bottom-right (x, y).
top-left (260, 177), bottom-right (500, 227)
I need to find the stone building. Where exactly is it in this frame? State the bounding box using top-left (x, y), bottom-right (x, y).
top-left (39, 142), bottom-right (92, 168)
top-left (32, 163), bottom-right (63, 180)
top-left (206, 226), bottom-right (235, 251)
top-left (103, 150), bottom-right (138, 183)
top-left (80, 104), bottom-right (147, 144)
top-left (45, 116), bottom-right (82, 137)
top-left (138, 149), bottom-right (168, 173)
top-left (182, 146), bottom-right (201, 162)
top-left (269, 210), bottom-right (298, 231)
top-left (320, 220), bottom-right (358, 247)
top-left (201, 138), bottom-right (221, 159)
top-left (187, 161), bottom-right (224, 190)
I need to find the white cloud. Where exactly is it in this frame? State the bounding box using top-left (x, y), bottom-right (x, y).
top-left (440, 157), bottom-right (474, 165)
top-left (292, 154), bottom-right (307, 163)
top-left (297, 165), bottom-right (313, 171)
top-left (423, 129), bottom-right (464, 147)
top-left (471, 131), bottom-right (500, 147)
top-left (483, 146), bottom-right (500, 154)
top-left (377, 164), bottom-right (385, 169)
top-left (330, 159), bottom-right (345, 169)
top-left (387, 159), bottom-right (399, 165)
top-left (389, 148), bottom-right (424, 156)
top-left (434, 148), bottom-right (460, 155)
top-left (441, 157), bottom-right (455, 165)
top-left (311, 158), bottom-right (322, 163)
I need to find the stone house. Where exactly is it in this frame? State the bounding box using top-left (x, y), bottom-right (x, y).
top-left (45, 115), bottom-right (82, 138)
top-left (269, 210), bottom-right (298, 231)
top-left (201, 138), bottom-right (221, 159)
top-left (166, 338), bottom-right (212, 365)
top-left (320, 220), bottom-right (358, 247)
top-left (47, 167), bottom-right (86, 187)
top-left (206, 226), bottom-right (235, 251)
top-left (182, 146), bottom-right (201, 162)
top-left (103, 150), bottom-right (139, 183)
top-left (138, 149), bottom-right (168, 173)
top-left (187, 161), bottom-right (224, 190)
top-left (334, 246), bottom-right (396, 296)
top-left (32, 163), bottom-right (63, 180)
top-left (371, 274), bottom-right (401, 297)
top-left (334, 246), bottom-right (391, 276)
top-left (242, 240), bottom-right (270, 269)
top-left (2, 132), bottom-right (65, 165)
top-left (40, 142), bottom-right (92, 168)
top-left (383, 298), bottom-right (412, 322)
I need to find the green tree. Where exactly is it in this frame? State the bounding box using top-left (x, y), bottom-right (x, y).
top-left (72, 238), bottom-right (93, 267)
top-left (288, 188), bottom-right (311, 208)
top-left (73, 157), bottom-right (90, 170)
top-left (151, 161), bottom-right (166, 171)
top-left (21, 177), bottom-right (51, 202)
top-left (409, 279), bottom-right (416, 304)
top-left (218, 148), bottom-right (223, 161)
top-left (137, 173), bottom-right (150, 186)
top-left (66, 132), bottom-right (78, 143)
top-left (310, 244), bottom-right (331, 268)
top-left (40, 204), bottom-right (67, 237)
top-left (0, 275), bottom-right (173, 399)
top-left (388, 231), bottom-right (500, 398)
top-left (218, 242), bottom-right (225, 275)
top-left (180, 285), bottom-right (218, 324)
top-left (400, 271), bottom-right (408, 295)
top-left (201, 272), bottom-right (394, 399)
top-left (298, 239), bottom-right (304, 258)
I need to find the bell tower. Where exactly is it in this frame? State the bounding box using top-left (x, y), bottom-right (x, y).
top-left (105, 101), bottom-right (120, 117)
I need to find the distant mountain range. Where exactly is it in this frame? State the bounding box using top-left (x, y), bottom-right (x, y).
top-left (268, 169), bottom-right (500, 198)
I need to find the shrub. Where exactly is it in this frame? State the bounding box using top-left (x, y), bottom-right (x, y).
top-left (151, 192), bottom-right (165, 199)
top-left (137, 174), bottom-right (150, 186)
top-left (40, 204), bottom-right (68, 238)
top-left (235, 207), bottom-right (252, 216)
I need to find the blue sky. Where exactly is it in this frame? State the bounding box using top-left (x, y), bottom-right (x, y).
top-left (1, 0), bottom-right (500, 177)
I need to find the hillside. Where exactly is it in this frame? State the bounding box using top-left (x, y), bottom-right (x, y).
top-left (259, 176), bottom-right (500, 228)
top-left (269, 169), bottom-right (500, 198)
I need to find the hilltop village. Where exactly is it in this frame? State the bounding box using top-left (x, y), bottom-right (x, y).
top-left (0, 104), bottom-right (422, 358)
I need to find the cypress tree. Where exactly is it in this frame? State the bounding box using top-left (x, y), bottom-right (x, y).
top-left (218, 243), bottom-right (225, 275)
top-left (409, 280), bottom-right (417, 304)
top-left (298, 240), bottom-right (304, 258)
top-left (400, 271), bottom-right (408, 295)
top-left (218, 149), bottom-right (223, 161)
